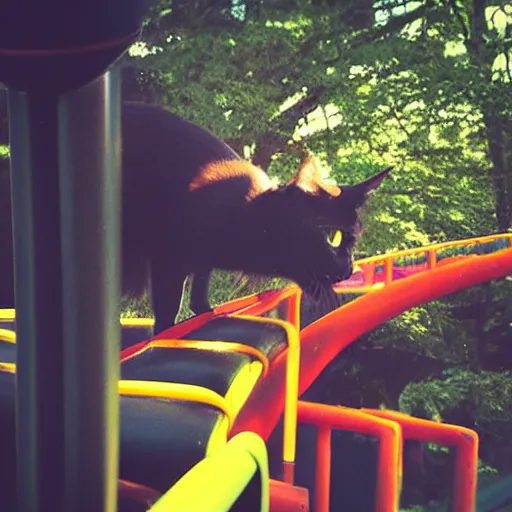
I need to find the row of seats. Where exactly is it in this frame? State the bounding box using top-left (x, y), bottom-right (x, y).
top-left (0, 306), bottom-right (295, 511)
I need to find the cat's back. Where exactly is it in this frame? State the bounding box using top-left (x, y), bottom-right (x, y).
top-left (121, 102), bottom-right (274, 221)
top-left (121, 102), bottom-right (240, 192)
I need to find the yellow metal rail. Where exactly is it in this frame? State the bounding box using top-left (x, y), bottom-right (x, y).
top-left (119, 380), bottom-right (235, 430)
top-left (0, 329), bottom-right (15, 343)
top-left (149, 431), bottom-right (269, 512)
top-left (229, 314), bottom-right (300, 484)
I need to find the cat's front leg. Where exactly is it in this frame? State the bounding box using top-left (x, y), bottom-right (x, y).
top-left (150, 252), bottom-right (188, 335)
top-left (190, 269), bottom-right (214, 315)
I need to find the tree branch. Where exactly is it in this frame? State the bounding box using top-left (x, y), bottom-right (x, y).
top-left (388, 103), bottom-right (412, 138)
top-left (445, 0), bottom-right (470, 43)
top-left (347, 3), bottom-right (428, 48)
top-left (277, 85), bottom-right (326, 128)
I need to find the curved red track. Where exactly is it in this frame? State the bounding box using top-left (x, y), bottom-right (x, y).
top-left (230, 247), bottom-right (512, 440)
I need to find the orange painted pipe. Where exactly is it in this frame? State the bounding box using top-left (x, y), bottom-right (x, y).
top-left (363, 409), bottom-right (478, 512)
top-left (299, 248), bottom-right (512, 396)
top-left (297, 401), bottom-right (402, 512)
top-left (152, 310), bottom-right (215, 340)
top-left (315, 425), bottom-right (331, 512)
top-left (232, 248), bottom-right (512, 444)
top-left (269, 479), bottom-right (309, 512)
top-left (233, 287), bottom-right (300, 320)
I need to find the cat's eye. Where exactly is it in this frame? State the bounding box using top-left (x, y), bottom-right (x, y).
top-left (326, 229), bottom-right (343, 248)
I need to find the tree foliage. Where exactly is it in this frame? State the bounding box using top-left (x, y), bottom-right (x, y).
top-left (124, 0), bottom-right (510, 252)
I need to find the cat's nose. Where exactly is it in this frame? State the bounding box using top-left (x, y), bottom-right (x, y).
top-left (332, 267), bottom-right (352, 283)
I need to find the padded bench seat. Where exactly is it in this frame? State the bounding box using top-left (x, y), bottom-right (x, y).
top-left (121, 347), bottom-right (254, 396)
top-left (119, 395), bottom-right (224, 492)
top-left (180, 316), bottom-right (288, 357)
top-left (122, 316), bottom-right (288, 395)
top-left (117, 316), bottom-right (291, 490)
top-left (0, 369), bottom-right (225, 501)
top-left (0, 324), bottom-right (155, 365)
top-left (0, 315), bottom-right (291, 503)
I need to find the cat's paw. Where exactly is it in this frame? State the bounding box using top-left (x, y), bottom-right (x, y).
top-left (190, 302), bottom-right (214, 316)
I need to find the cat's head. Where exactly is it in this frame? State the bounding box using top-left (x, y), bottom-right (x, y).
top-left (264, 154), bottom-right (391, 295)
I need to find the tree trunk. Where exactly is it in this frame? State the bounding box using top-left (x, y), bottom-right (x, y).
top-left (464, 0), bottom-right (512, 231)
top-left (484, 112), bottom-right (512, 230)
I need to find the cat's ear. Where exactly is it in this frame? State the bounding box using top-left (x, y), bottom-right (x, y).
top-left (348, 166), bottom-right (392, 207)
top-left (288, 154), bottom-right (341, 198)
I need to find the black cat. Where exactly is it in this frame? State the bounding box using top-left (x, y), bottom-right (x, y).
top-left (0, 102), bottom-right (391, 334)
top-left (121, 103), bottom-right (390, 333)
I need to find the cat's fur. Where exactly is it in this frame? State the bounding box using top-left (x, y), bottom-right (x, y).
top-left (121, 103), bottom-right (391, 333)
top-left (0, 102), bottom-right (391, 334)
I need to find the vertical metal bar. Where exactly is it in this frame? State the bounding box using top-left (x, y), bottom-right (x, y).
top-left (385, 257), bottom-right (393, 284)
top-left (315, 425), bottom-right (331, 512)
top-left (59, 70), bottom-right (121, 512)
top-left (8, 89), bottom-right (65, 512)
top-left (428, 249), bottom-right (437, 270)
top-left (375, 424), bottom-right (402, 512)
top-left (287, 289), bottom-right (301, 332)
top-left (452, 434), bottom-right (478, 512)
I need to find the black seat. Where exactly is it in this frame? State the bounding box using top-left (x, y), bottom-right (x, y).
top-left (122, 315), bottom-right (289, 396)
top-left (0, 369), bottom-right (225, 504)
top-left (0, 323), bottom-right (154, 363)
top-left (119, 395), bottom-right (223, 492)
top-left (0, 315), bottom-right (291, 503)
top-left (121, 347), bottom-right (252, 395)
top-left (121, 324), bottom-right (154, 350)
top-left (181, 316), bottom-right (287, 358)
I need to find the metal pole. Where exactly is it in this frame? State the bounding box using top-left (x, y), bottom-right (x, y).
top-left (59, 70), bottom-right (121, 512)
top-left (8, 90), bottom-right (65, 512)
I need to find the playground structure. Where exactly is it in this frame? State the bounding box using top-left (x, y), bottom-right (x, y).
top-left (1, 3), bottom-right (512, 511)
top-left (1, 233), bottom-right (512, 511)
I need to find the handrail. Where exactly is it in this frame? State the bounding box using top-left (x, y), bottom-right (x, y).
top-left (232, 287), bottom-right (302, 332)
top-left (213, 294), bottom-right (261, 316)
top-left (297, 401), bottom-right (402, 512)
top-left (0, 328), bottom-right (15, 343)
top-left (121, 338), bottom-right (270, 377)
top-left (120, 317), bottom-right (154, 327)
top-left (297, 402), bottom-right (479, 512)
top-left (358, 233), bottom-right (512, 267)
top-left (149, 431), bottom-right (269, 512)
top-left (229, 314), bottom-right (300, 485)
top-left (334, 284), bottom-right (385, 295)
top-left (0, 362), bottom-right (15, 373)
top-left (152, 311), bottom-right (216, 342)
top-left (363, 408), bottom-right (478, 512)
top-left (118, 380), bottom-right (235, 430)
top-left (0, 308), bottom-right (15, 322)
top-left (336, 233), bottom-right (512, 291)
top-left (0, 371), bottom-right (234, 426)
top-left (0, 308), bottom-right (155, 328)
